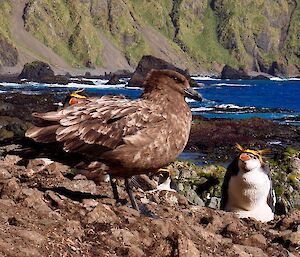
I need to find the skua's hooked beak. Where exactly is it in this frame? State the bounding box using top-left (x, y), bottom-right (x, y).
top-left (184, 87), bottom-right (202, 101)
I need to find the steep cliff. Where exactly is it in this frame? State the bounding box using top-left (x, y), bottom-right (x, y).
top-left (0, 0), bottom-right (299, 75)
top-left (0, 1), bottom-right (18, 67)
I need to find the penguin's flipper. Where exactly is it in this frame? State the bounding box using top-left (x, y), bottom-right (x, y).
top-left (220, 157), bottom-right (239, 210)
top-left (263, 163), bottom-right (276, 212)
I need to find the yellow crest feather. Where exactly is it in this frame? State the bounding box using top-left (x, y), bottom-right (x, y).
top-left (236, 143), bottom-right (270, 159)
top-left (70, 89), bottom-right (87, 99)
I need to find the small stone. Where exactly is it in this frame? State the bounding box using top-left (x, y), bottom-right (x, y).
top-left (178, 236), bottom-right (200, 257)
top-left (64, 220), bottom-right (84, 239)
top-left (163, 191), bottom-right (178, 206)
top-left (73, 174), bottom-right (88, 180)
top-left (208, 197), bottom-right (220, 209)
top-left (60, 179), bottom-right (97, 194)
top-left (151, 219), bottom-right (170, 237)
top-left (82, 199), bottom-right (98, 211)
top-left (283, 231), bottom-right (300, 246)
top-left (242, 233), bottom-right (267, 248)
top-left (3, 155), bottom-right (22, 165)
top-left (177, 194), bottom-right (189, 206)
top-left (186, 190), bottom-right (205, 206)
top-left (16, 229), bottom-right (46, 245)
top-left (0, 167), bottom-right (12, 180)
top-left (289, 157), bottom-right (300, 175)
top-left (111, 228), bottom-right (137, 246)
top-left (23, 189), bottom-right (55, 218)
top-left (1, 178), bottom-right (21, 199)
top-left (44, 190), bottom-right (64, 207)
top-left (232, 244), bottom-right (268, 257)
top-left (140, 197), bottom-right (150, 204)
top-left (86, 203), bottom-right (119, 224)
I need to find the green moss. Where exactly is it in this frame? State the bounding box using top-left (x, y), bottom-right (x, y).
top-left (284, 147), bottom-right (299, 156)
top-left (69, 16), bottom-right (103, 66)
top-left (269, 147), bottom-right (300, 211)
top-left (167, 160), bottom-right (226, 200)
top-left (274, 185), bottom-right (285, 197)
top-left (287, 174), bottom-right (299, 186)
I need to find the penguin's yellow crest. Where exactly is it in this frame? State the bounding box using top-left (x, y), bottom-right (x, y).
top-left (236, 143), bottom-right (270, 159)
top-left (70, 89), bottom-right (87, 99)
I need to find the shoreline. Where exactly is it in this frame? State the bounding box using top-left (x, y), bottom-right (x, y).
top-left (0, 91), bottom-right (299, 165)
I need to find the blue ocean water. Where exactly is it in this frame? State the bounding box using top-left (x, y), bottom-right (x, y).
top-left (193, 78), bottom-right (300, 123)
top-left (0, 78), bottom-right (299, 125)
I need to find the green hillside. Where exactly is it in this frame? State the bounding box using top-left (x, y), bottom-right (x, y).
top-left (0, 0), bottom-right (299, 75)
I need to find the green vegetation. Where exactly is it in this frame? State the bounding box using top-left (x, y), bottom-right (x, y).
top-left (24, 0), bottom-right (103, 67)
top-left (166, 160), bottom-right (226, 206)
top-left (178, 1), bottom-right (238, 69)
top-left (269, 148), bottom-right (300, 212)
top-left (0, 0), bottom-right (299, 73)
top-left (0, 1), bottom-right (12, 41)
top-left (212, 0), bottom-right (291, 69)
top-left (283, 3), bottom-right (300, 68)
top-left (131, 0), bottom-right (174, 39)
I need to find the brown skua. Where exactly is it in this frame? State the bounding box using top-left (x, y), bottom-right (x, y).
top-left (26, 69), bottom-right (202, 210)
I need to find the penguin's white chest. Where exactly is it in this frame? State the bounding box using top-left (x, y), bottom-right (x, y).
top-left (227, 168), bottom-right (271, 211)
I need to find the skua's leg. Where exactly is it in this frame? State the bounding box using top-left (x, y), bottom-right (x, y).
top-left (125, 177), bottom-right (139, 211)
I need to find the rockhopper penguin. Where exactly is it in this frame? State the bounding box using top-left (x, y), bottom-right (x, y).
top-left (220, 144), bottom-right (276, 222)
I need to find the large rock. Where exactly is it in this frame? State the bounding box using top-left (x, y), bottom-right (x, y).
top-left (220, 65), bottom-right (251, 80)
top-left (268, 61), bottom-right (288, 78)
top-left (18, 61), bottom-right (55, 81)
top-left (105, 74), bottom-right (122, 85)
top-left (127, 55), bottom-right (198, 87)
top-left (17, 61), bottom-right (69, 84)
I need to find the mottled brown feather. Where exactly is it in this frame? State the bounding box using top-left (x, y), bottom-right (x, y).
top-left (26, 69), bottom-right (195, 178)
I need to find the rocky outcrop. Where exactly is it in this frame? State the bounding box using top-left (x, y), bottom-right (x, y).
top-left (128, 55), bottom-right (198, 87)
top-left (187, 117), bottom-right (300, 162)
top-left (212, 0), bottom-right (298, 74)
top-left (268, 61), bottom-right (288, 78)
top-left (18, 61), bottom-right (68, 84)
top-left (18, 61), bottom-right (54, 81)
top-left (221, 65), bottom-right (251, 80)
top-left (105, 74), bottom-right (123, 85)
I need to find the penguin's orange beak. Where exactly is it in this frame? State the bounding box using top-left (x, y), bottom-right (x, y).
top-left (69, 97), bottom-right (79, 106)
top-left (240, 153), bottom-right (251, 161)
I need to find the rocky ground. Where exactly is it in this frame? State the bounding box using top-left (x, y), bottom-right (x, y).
top-left (0, 153), bottom-right (299, 257)
top-left (0, 92), bottom-right (300, 256)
